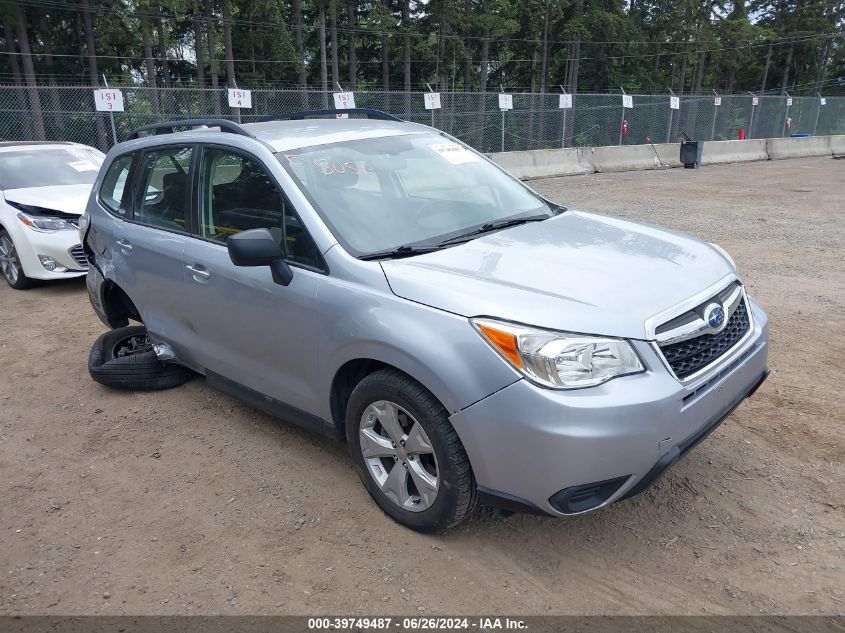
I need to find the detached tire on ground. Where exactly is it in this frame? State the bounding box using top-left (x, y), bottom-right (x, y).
top-left (88, 326), bottom-right (194, 390)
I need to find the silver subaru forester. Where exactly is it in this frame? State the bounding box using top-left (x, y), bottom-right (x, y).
top-left (82, 110), bottom-right (769, 532)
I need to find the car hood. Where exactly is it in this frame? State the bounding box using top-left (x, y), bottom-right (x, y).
top-left (380, 211), bottom-right (736, 340)
top-left (3, 184), bottom-right (93, 215)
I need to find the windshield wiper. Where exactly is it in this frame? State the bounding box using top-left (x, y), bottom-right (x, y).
top-left (438, 214), bottom-right (549, 247)
top-left (358, 244), bottom-right (444, 261)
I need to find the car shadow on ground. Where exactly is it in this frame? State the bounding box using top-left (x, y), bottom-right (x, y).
top-left (194, 378), bottom-right (706, 543)
top-left (20, 276), bottom-right (87, 295)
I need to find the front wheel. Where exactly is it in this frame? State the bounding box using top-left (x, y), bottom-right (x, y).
top-left (0, 230), bottom-right (35, 289)
top-left (346, 369), bottom-right (478, 532)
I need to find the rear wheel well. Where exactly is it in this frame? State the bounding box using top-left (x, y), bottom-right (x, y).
top-left (329, 359), bottom-right (391, 440)
top-left (101, 281), bottom-right (142, 328)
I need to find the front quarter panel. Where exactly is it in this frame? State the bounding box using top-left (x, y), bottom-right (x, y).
top-left (316, 247), bottom-right (522, 423)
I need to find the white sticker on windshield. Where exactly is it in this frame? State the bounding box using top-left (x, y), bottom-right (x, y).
top-left (69, 160), bottom-right (99, 172)
top-left (427, 142), bottom-right (480, 165)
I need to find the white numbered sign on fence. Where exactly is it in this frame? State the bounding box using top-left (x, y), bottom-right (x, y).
top-left (622, 94), bottom-right (633, 109)
top-left (670, 96), bottom-right (680, 110)
top-left (227, 88), bottom-right (252, 108)
top-left (752, 96), bottom-right (759, 106)
top-left (786, 97), bottom-right (793, 106)
top-left (559, 94), bottom-right (573, 109)
top-left (424, 92), bottom-right (442, 110)
top-left (714, 96), bottom-right (722, 106)
top-left (498, 94), bottom-right (513, 110)
top-left (333, 91), bottom-right (356, 110)
top-left (820, 97), bottom-right (827, 106)
top-left (94, 89), bottom-right (124, 112)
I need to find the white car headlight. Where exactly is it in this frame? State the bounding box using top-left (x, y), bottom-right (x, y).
top-left (471, 318), bottom-right (644, 389)
top-left (17, 212), bottom-right (77, 232)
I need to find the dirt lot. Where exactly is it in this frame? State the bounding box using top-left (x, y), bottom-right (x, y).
top-left (0, 156), bottom-right (843, 616)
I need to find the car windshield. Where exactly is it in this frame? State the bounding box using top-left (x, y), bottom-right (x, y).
top-left (278, 133), bottom-right (551, 256)
top-left (0, 146), bottom-right (104, 190)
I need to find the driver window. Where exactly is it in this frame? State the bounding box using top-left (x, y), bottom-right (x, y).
top-left (198, 148), bottom-right (322, 269)
top-left (134, 147), bottom-right (192, 231)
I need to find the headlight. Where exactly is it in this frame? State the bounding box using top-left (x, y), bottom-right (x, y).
top-left (17, 212), bottom-right (77, 232)
top-left (709, 242), bottom-right (736, 270)
top-left (472, 318), bottom-right (644, 389)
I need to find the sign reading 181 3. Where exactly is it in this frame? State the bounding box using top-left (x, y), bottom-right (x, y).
top-left (93, 89), bottom-right (124, 112)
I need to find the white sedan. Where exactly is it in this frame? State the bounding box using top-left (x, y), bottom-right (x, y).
top-left (0, 141), bottom-right (105, 289)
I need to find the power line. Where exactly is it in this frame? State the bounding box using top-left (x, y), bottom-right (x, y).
top-left (2, 79), bottom-right (842, 95)
top-left (2, 0), bottom-right (843, 50)
top-left (1, 32), bottom-right (839, 67)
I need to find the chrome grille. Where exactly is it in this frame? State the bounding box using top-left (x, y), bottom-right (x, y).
top-left (659, 298), bottom-right (751, 380)
top-left (69, 244), bottom-right (88, 269)
top-left (655, 282), bottom-right (741, 337)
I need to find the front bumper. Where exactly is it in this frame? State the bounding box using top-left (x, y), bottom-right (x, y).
top-left (9, 222), bottom-right (86, 280)
top-left (449, 298), bottom-right (769, 516)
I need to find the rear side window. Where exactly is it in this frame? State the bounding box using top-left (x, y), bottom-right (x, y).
top-left (134, 147), bottom-right (193, 232)
top-left (99, 154), bottom-right (133, 216)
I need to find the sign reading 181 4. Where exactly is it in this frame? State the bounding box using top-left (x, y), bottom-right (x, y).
top-left (424, 92), bottom-right (442, 110)
top-left (228, 88), bottom-right (252, 109)
top-left (94, 89), bottom-right (124, 112)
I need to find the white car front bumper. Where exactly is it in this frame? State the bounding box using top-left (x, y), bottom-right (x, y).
top-left (8, 220), bottom-right (87, 280)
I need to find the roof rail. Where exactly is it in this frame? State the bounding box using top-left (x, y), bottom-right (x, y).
top-left (264, 108), bottom-right (402, 122)
top-left (126, 118), bottom-right (253, 140)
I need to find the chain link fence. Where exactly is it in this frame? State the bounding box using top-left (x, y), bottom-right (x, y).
top-left (1, 85), bottom-right (844, 154)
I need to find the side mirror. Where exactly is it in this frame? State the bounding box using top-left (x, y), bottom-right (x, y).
top-left (227, 228), bottom-right (293, 286)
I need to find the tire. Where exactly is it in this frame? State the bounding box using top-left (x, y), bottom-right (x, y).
top-left (346, 368), bottom-right (478, 532)
top-left (88, 325), bottom-right (194, 390)
top-left (0, 229), bottom-right (36, 290)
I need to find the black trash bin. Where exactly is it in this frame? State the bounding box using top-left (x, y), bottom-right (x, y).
top-left (680, 140), bottom-right (703, 168)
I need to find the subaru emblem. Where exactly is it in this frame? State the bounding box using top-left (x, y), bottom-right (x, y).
top-left (704, 303), bottom-right (726, 330)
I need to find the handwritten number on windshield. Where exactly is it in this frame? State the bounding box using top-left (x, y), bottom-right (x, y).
top-left (284, 154), bottom-right (373, 177)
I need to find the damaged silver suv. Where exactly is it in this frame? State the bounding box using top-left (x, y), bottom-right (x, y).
top-left (82, 110), bottom-right (769, 532)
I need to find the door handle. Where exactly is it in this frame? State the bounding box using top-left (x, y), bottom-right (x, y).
top-left (116, 239), bottom-right (133, 252)
top-left (185, 264), bottom-right (211, 280)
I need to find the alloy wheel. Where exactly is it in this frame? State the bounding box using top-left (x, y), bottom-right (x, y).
top-left (0, 236), bottom-right (20, 285)
top-left (359, 400), bottom-right (439, 512)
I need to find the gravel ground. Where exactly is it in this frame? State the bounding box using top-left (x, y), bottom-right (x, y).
top-left (0, 156), bottom-right (843, 616)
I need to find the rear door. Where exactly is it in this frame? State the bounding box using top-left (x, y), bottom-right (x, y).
top-left (179, 145), bottom-right (324, 416)
top-left (112, 145), bottom-right (194, 345)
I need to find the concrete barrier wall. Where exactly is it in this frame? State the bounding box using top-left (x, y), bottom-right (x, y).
top-left (649, 143), bottom-right (683, 168)
top-left (766, 136), bottom-right (833, 160)
top-left (700, 139), bottom-right (769, 164)
top-left (488, 135), bottom-right (845, 179)
top-left (831, 135), bottom-right (845, 155)
top-left (592, 145), bottom-right (662, 172)
top-left (488, 147), bottom-right (594, 179)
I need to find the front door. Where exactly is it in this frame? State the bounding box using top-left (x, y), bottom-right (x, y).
top-left (180, 146), bottom-right (325, 418)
